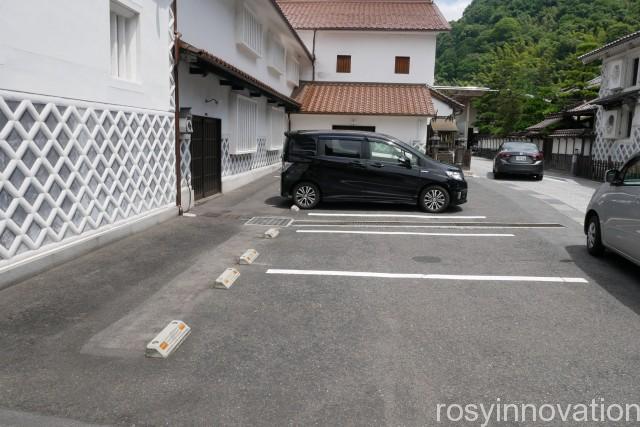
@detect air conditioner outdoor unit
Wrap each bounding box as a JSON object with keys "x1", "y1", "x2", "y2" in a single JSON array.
[
  {"x1": 608, "y1": 59, "x2": 624, "y2": 90},
  {"x1": 603, "y1": 110, "x2": 620, "y2": 139}
]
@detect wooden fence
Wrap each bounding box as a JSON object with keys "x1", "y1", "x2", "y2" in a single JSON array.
[{"x1": 575, "y1": 157, "x2": 623, "y2": 182}]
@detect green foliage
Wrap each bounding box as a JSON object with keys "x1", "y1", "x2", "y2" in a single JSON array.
[{"x1": 436, "y1": 0, "x2": 640, "y2": 136}]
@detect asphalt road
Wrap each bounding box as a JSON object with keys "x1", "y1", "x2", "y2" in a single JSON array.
[{"x1": 1, "y1": 164, "x2": 639, "y2": 426}]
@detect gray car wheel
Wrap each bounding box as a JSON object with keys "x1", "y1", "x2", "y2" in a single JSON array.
[
  {"x1": 419, "y1": 185, "x2": 450, "y2": 213},
  {"x1": 293, "y1": 182, "x2": 320, "y2": 209},
  {"x1": 586, "y1": 214, "x2": 605, "y2": 256}
]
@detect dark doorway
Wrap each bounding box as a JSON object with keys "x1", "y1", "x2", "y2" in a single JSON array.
[
  {"x1": 543, "y1": 138, "x2": 553, "y2": 169},
  {"x1": 190, "y1": 116, "x2": 222, "y2": 200},
  {"x1": 332, "y1": 125, "x2": 376, "y2": 132}
]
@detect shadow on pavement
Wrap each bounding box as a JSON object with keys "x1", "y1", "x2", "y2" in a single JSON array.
[
  {"x1": 566, "y1": 245, "x2": 640, "y2": 315},
  {"x1": 488, "y1": 171, "x2": 541, "y2": 182},
  {"x1": 264, "y1": 196, "x2": 291, "y2": 209},
  {"x1": 264, "y1": 196, "x2": 465, "y2": 214}
]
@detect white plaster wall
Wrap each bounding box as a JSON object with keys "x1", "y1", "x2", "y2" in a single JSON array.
[
  {"x1": 179, "y1": 63, "x2": 284, "y2": 141},
  {"x1": 455, "y1": 103, "x2": 478, "y2": 136},
  {"x1": 0, "y1": 0, "x2": 173, "y2": 111},
  {"x1": 178, "y1": 0, "x2": 312, "y2": 96},
  {"x1": 290, "y1": 114, "x2": 429, "y2": 146},
  {"x1": 592, "y1": 47, "x2": 640, "y2": 162},
  {"x1": 297, "y1": 30, "x2": 439, "y2": 84},
  {"x1": 600, "y1": 46, "x2": 640, "y2": 97},
  {"x1": 432, "y1": 97, "x2": 455, "y2": 117}
]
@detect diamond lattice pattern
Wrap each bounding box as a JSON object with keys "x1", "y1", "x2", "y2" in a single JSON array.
[
  {"x1": 221, "y1": 136, "x2": 281, "y2": 177},
  {"x1": 593, "y1": 106, "x2": 640, "y2": 162},
  {"x1": 0, "y1": 92, "x2": 176, "y2": 264}
]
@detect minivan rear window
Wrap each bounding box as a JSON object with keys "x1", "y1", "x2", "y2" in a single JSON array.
[
  {"x1": 290, "y1": 136, "x2": 317, "y2": 156},
  {"x1": 321, "y1": 138, "x2": 362, "y2": 159}
]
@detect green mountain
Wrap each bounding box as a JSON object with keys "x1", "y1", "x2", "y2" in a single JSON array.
[{"x1": 435, "y1": 0, "x2": 640, "y2": 135}]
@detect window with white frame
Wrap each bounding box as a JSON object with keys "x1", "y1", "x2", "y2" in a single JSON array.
[
  {"x1": 232, "y1": 95, "x2": 258, "y2": 154},
  {"x1": 110, "y1": 1, "x2": 139, "y2": 81},
  {"x1": 268, "y1": 35, "x2": 285, "y2": 74},
  {"x1": 237, "y1": 4, "x2": 262, "y2": 57},
  {"x1": 270, "y1": 107, "x2": 286, "y2": 150},
  {"x1": 286, "y1": 54, "x2": 300, "y2": 86}
]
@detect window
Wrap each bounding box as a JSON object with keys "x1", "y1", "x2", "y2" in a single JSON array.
[
  {"x1": 369, "y1": 139, "x2": 405, "y2": 163},
  {"x1": 270, "y1": 107, "x2": 286, "y2": 150},
  {"x1": 395, "y1": 56, "x2": 410, "y2": 74},
  {"x1": 369, "y1": 139, "x2": 418, "y2": 166},
  {"x1": 289, "y1": 136, "x2": 316, "y2": 156},
  {"x1": 286, "y1": 55, "x2": 300, "y2": 86},
  {"x1": 627, "y1": 105, "x2": 636, "y2": 138},
  {"x1": 232, "y1": 95, "x2": 258, "y2": 154},
  {"x1": 632, "y1": 58, "x2": 639, "y2": 87},
  {"x1": 332, "y1": 125, "x2": 376, "y2": 132},
  {"x1": 267, "y1": 35, "x2": 285, "y2": 74},
  {"x1": 623, "y1": 158, "x2": 640, "y2": 186},
  {"x1": 321, "y1": 137, "x2": 362, "y2": 158},
  {"x1": 503, "y1": 142, "x2": 539, "y2": 152},
  {"x1": 336, "y1": 55, "x2": 351, "y2": 73},
  {"x1": 237, "y1": 5, "x2": 262, "y2": 57},
  {"x1": 110, "y1": 1, "x2": 139, "y2": 81}
]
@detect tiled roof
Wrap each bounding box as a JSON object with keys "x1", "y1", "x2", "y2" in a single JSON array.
[
  {"x1": 292, "y1": 81, "x2": 438, "y2": 116},
  {"x1": 267, "y1": 0, "x2": 314, "y2": 61},
  {"x1": 549, "y1": 128, "x2": 594, "y2": 138},
  {"x1": 579, "y1": 30, "x2": 640, "y2": 63},
  {"x1": 565, "y1": 101, "x2": 598, "y2": 115},
  {"x1": 526, "y1": 116, "x2": 563, "y2": 132},
  {"x1": 276, "y1": 0, "x2": 451, "y2": 31}
]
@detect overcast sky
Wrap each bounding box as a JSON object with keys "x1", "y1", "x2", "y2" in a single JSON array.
[{"x1": 438, "y1": 0, "x2": 472, "y2": 21}]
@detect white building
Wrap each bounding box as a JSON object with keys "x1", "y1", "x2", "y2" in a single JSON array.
[
  {"x1": 277, "y1": 0, "x2": 463, "y2": 151},
  {"x1": 580, "y1": 30, "x2": 640, "y2": 163},
  {"x1": 433, "y1": 86, "x2": 494, "y2": 146},
  {"x1": 175, "y1": 0, "x2": 312, "y2": 203},
  {"x1": 0, "y1": 0, "x2": 176, "y2": 285}
]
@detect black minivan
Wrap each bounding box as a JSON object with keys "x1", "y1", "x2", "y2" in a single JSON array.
[{"x1": 281, "y1": 130, "x2": 468, "y2": 213}]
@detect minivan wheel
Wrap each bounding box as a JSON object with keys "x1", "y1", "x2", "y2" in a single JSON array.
[
  {"x1": 293, "y1": 182, "x2": 320, "y2": 209},
  {"x1": 419, "y1": 185, "x2": 450, "y2": 213},
  {"x1": 586, "y1": 214, "x2": 605, "y2": 256}
]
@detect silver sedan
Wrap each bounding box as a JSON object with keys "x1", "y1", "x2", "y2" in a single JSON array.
[{"x1": 585, "y1": 153, "x2": 640, "y2": 265}]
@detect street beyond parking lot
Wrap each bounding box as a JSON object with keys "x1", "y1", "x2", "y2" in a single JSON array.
[{"x1": 1, "y1": 160, "x2": 640, "y2": 426}]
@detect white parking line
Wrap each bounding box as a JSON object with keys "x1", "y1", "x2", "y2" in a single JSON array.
[
  {"x1": 266, "y1": 269, "x2": 588, "y2": 283},
  {"x1": 293, "y1": 224, "x2": 563, "y2": 229},
  {"x1": 307, "y1": 213, "x2": 487, "y2": 219},
  {"x1": 296, "y1": 230, "x2": 514, "y2": 237}
]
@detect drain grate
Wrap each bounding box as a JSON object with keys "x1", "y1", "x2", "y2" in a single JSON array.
[{"x1": 245, "y1": 217, "x2": 294, "y2": 227}]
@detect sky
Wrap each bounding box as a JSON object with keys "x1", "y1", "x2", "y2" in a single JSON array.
[{"x1": 437, "y1": 0, "x2": 473, "y2": 21}]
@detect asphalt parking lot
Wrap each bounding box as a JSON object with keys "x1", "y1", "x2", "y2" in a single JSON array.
[{"x1": 1, "y1": 167, "x2": 640, "y2": 426}]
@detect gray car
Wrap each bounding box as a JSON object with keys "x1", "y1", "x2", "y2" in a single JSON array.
[
  {"x1": 493, "y1": 141, "x2": 545, "y2": 180},
  {"x1": 585, "y1": 153, "x2": 640, "y2": 265}
]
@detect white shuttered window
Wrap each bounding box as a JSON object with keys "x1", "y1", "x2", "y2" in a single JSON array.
[
  {"x1": 110, "y1": 1, "x2": 138, "y2": 80},
  {"x1": 238, "y1": 5, "x2": 262, "y2": 57},
  {"x1": 233, "y1": 95, "x2": 258, "y2": 154},
  {"x1": 268, "y1": 36, "x2": 286, "y2": 74},
  {"x1": 286, "y1": 55, "x2": 299, "y2": 86}
]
